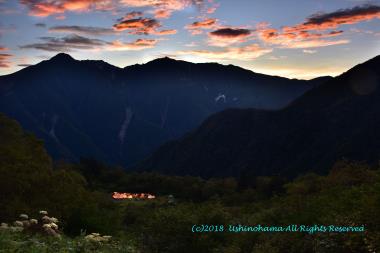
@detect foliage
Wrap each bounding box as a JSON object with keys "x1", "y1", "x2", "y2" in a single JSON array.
[
  {"x1": 1, "y1": 113, "x2": 380, "y2": 252},
  {"x1": 0, "y1": 230, "x2": 136, "y2": 253}
]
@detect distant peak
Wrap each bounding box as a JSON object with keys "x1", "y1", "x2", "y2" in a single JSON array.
[
  {"x1": 49, "y1": 53, "x2": 75, "y2": 62},
  {"x1": 147, "y1": 57, "x2": 180, "y2": 64}
]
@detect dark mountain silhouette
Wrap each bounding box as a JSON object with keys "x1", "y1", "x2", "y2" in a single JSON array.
[
  {"x1": 136, "y1": 55, "x2": 380, "y2": 178},
  {"x1": 0, "y1": 53, "x2": 326, "y2": 166}
]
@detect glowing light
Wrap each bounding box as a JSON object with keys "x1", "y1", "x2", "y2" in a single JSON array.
[{"x1": 112, "y1": 192, "x2": 156, "y2": 200}]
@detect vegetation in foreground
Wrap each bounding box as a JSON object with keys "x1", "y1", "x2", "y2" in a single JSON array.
[{"x1": 1, "y1": 113, "x2": 380, "y2": 252}]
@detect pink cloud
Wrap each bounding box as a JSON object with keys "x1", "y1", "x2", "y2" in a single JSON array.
[
  {"x1": 186, "y1": 18, "x2": 218, "y2": 35},
  {"x1": 106, "y1": 39, "x2": 158, "y2": 51},
  {"x1": 154, "y1": 9, "x2": 172, "y2": 19},
  {"x1": 284, "y1": 4, "x2": 380, "y2": 33},
  {"x1": 113, "y1": 17, "x2": 161, "y2": 34},
  {"x1": 256, "y1": 5, "x2": 380, "y2": 49},
  {"x1": 0, "y1": 53, "x2": 12, "y2": 68},
  {"x1": 177, "y1": 44, "x2": 272, "y2": 60},
  {"x1": 20, "y1": 0, "x2": 114, "y2": 17}
]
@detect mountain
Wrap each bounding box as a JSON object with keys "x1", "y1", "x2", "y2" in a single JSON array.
[
  {"x1": 136, "y1": 55, "x2": 380, "y2": 178},
  {"x1": 0, "y1": 53, "x2": 325, "y2": 166}
]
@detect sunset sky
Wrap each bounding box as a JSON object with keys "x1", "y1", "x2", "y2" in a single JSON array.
[{"x1": 1, "y1": 0, "x2": 380, "y2": 79}]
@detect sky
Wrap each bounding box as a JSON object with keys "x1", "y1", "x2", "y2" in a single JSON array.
[{"x1": 0, "y1": 0, "x2": 380, "y2": 79}]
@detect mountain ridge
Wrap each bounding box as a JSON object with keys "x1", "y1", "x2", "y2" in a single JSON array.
[
  {"x1": 136, "y1": 54, "x2": 380, "y2": 178},
  {"x1": 2, "y1": 53, "x2": 331, "y2": 82},
  {"x1": 0, "y1": 53, "x2": 320, "y2": 167}
]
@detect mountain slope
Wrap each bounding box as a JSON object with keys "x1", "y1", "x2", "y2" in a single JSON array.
[
  {"x1": 0, "y1": 53, "x2": 323, "y2": 166},
  {"x1": 137, "y1": 55, "x2": 380, "y2": 178}
]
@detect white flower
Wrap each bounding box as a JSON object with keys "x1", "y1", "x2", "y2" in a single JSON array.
[
  {"x1": 19, "y1": 214, "x2": 28, "y2": 220},
  {"x1": 30, "y1": 219, "x2": 38, "y2": 225},
  {"x1": 42, "y1": 216, "x2": 51, "y2": 223},
  {"x1": 50, "y1": 223, "x2": 58, "y2": 230},
  {"x1": 50, "y1": 217, "x2": 59, "y2": 223},
  {"x1": 102, "y1": 235, "x2": 112, "y2": 241},
  {"x1": 85, "y1": 234, "x2": 95, "y2": 239},
  {"x1": 0, "y1": 223, "x2": 8, "y2": 229},
  {"x1": 13, "y1": 221, "x2": 23, "y2": 227},
  {"x1": 39, "y1": 210, "x2": 48, "y2": 215},
  {"x1": 42, "y1": 224, "x2": 51, "y2": 229},
  {"x1": 22, "y1": 220, "x2": 30, "y2": 228},
  {"x1": 9, "y1": 227, "x2": 23, "y2": 232}
]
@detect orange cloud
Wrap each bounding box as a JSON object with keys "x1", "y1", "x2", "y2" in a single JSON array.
[
  {"x1": 153, "y1": 29, "x2": 177, "y2": 35},
  {"x1": 207, "y1": 6, "x2": 216, "y2": 14},
  {"x1": 205, "y1": 2, "x2": 219, "y2": 14},
  {"x1": 106, "y1": 39, "x2": 158, "y2": 51},
  {"x1": 154, "y1": 9, "x2": 172, "y2": 19},
  {"x1": 177, "y1": 44, "x2": 272, "y2": 61},
  {"x1": 113, "y1": 17, "x2": 161, "y2": 35},
  {"x1": 121, "y1": 0, "x2": 204, "y2": 18},
  {"x1": 0, "y1": 53, "x2": 12, "y2": 68},
  {"x1": 20, "y1": 0, "x2": 114, "y2": 17},
  {"x1": 113, "y1": 13, "x2": 177, "y2": 35},
  {"x1": 186, "y1": 18, "x2": 218, "y2": 35},
  {"x1": 284, "y1": 4, "x2": 380, "y2": 33},
  {"x1": 124, "y1": 11, "x2": 143, "y2": 19},
  {"x1": 121, "y1": 0, "x2": 198, "y2": 10},
  {"x1": 257, "y1": 5, "x2": 380, "y2": 49},
  {"x1": 186, "y1": 18, "x2": 217, "y2": 29},
  {"x1": 259, "y1": 27, "x2": 349, "y2": 48}
]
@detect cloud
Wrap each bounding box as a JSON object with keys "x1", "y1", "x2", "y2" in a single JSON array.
[
  {"x1": 121, "y1": 0, "x2": 204, "y2": 18},
  {"x1": 0, "y1": 46, "x2": 8, "y2": 51},
  {"x1": 20, "y1": 0, "x2": 115, "y2": 17},
  {"x1": 35, "y1": 23, "x2": 46, "y2": 28},
  {"x1": 20, "y1": 34, "x2": 104, "y2": 52},
  {"x1": 207, "y1": 6, "x2": 216, "y2": 14},
  {"x1": 153, "y1": 29, "x2": 177, "y2": 35},
  {"x1": 20, "y1": 34, "x2": 159, "y2": 52},
  {"x1": 113, "y1": 16, "x2": 161, "y2": 35},
  {"x1": 303, "y1": 49, "x2": 317, "y2": 54},
  {"x1": 186, "y1": 18, "x2": 217, "y2": 35},
  {"x1": 258, "y1": 23, "x2": 349, "y2": 49},
  {"x1": 284, "y1": 4, "x2": 380, "y2": 32},
  {"x1": 185, "y1": 42, "x2": 198, "y2": 47},
  {"x1": 0, "y1": 53, "x2": 12, "y2": 68},
  {"x1": 256, "y1": 5, "x2": 380, "y2": 49},
  {"x1": 113, "y1": 13, "x2": 176, "y2": 35},
  {"x1": 285, "y1": 39, "x2": 349, "y2": 48},
  {"x1": 120, "y1": 0, "x2": 202, "y2": 10},
  {"x1": 186, "y1": 18, "x2": 217, "y2": 29},
  {"x1": 267, "y1": 55, "x2": 287, "y2": 60},
  {"x1": 210, "y1": 28, "x2": 251, "y2": 38},
  {"x1": 259, "y1": 27, "x2": 348, "y2": 48},
  {"x1": 49, "y1": 25, "x2": 117, "y2": 36},
  {"x1": 153, "y1": 9, "x2": 172, "y2": 19},
  {"x1": 124, "y1": 11, "x2": 143, "y2": 19},
  {"x1": 208, "y1": 27, "x2": 252, "y2": 46},
  {"x1": 106, "y1": 39, "x2": 158, "y2": 51},
  {"x1": 177, "y1": 44, "x2": 272, "y2": 61}
]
